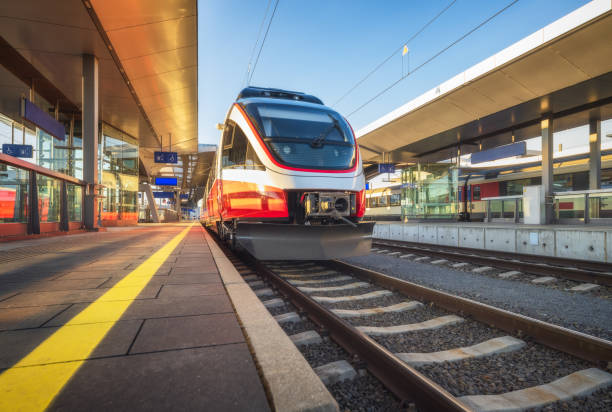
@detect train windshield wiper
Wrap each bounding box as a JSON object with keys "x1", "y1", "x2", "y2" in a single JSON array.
[{"x1": 310, "y1": 114, "x2": 342, "y2": 148}]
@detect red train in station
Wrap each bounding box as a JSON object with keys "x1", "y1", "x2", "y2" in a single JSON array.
[{"x1": 201, "y1": 87, "x2": 373, "y2": 260}]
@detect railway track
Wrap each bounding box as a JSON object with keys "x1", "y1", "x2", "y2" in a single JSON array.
[
  {"x1": 372, "y1": 239, "x2": 612, "y2": 288},
  {"x1": 210, "y1": 231, "x2": 612, "y2": 411}
]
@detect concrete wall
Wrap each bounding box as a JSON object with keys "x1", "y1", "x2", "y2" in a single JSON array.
[{"x1": 373, "y1": 222, "x2": 612, "y2": 263}]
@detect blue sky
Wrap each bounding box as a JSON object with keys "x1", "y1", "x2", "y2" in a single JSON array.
[{"x1": 197, "y1": 0, "x2": 589, "y2": 145}]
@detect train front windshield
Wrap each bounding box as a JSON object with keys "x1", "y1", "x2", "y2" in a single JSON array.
[{"x1": 243, "y1": 102, "x2": 356, "y2": 170}]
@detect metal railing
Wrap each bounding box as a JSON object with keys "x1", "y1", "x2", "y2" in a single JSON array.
[
  {"x1": 482, "y1": 195, "x2": 523, "y2": 223},
  {"x1": 0, "y1": 153, "x2": 87, "y2": 235},
  {"x1": 554, "y1": 188, "x2": 612, "y2": 224}
]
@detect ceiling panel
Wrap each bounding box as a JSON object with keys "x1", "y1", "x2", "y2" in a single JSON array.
[{"x1": 91, "y1": 0, "x2": 198, "y2": 154}]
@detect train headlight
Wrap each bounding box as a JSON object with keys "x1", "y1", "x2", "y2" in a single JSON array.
[{"x1": 282, "y1": 145, "x2": 292, "y2": 155}]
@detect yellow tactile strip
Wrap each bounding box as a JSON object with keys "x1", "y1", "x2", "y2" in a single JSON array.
[{"x1": 0, "y1": 224, "x2": 193, "y2": 411}]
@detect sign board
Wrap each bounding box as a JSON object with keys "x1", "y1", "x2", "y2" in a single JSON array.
[
  {"x1": 2, "y1": 144, "x2": 33, "y2": 158},
  {"x1": 365, "y1": 183, "x2": 370, "y2": 190},
  {"x1": 471, "y1": 141, "x2": 526, "y2": 164},
  {"x1": 154, "y1": 176, "x2": 178, "y2": 186},
  {"x1": 153, "y1": 191, "x2": 174, "y2": 199},
  {"x1": 180, "y1": 194, "x2": 189, "y2": 199},
  {"x1": 21, "y1": 98, "x2": 65, "y2": 140},
  {"x1": 154, "y1": 151, "x2": 178, "y2": 164},
  {"x1": 378, "y1": 163, "x2": 395, "y2": 174}
]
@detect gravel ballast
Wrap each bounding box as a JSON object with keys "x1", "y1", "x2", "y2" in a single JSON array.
[
  {"x1": 417, "y1": 341, "x2": 594, "y2": 397},
  {"x1": 343, "y1": 254, "x2": 612, "y2": 340},
  {"x1": 347, "y1": 303, "x2": 449, "y2": 327},
  {"x1": 371, "y1": 319, "x2": 504, "y2": 353},
  {"x1": 298, "y1": 340, "x2": 349, "y2": 368},
  {"x1": 328, "y1": 374, "x2": 403, "y2": 411}
]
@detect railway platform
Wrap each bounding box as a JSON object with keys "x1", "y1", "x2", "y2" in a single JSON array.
[{"x1": 0, "y1": 223, "x2": 335, "y2": 412}]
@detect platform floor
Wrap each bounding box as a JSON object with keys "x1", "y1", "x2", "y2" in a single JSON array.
[{"x1": 0, "y1": 223, "x2": 270, "y2": 411}]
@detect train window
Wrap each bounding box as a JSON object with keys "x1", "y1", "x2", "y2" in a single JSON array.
[
  {"x1": 390, "y1": 193, "x2": 401, "y2": 206},
  {"x1": 473, "y1": 186, "x2": 481, "y2": 200},
  {"x1": 222, "y1": 121, "x2": 265, "y2": 170},
  {"x1": 242, "y1": 102, "x2": 356, "y2": 170}
]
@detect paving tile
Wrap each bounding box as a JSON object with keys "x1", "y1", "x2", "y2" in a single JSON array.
[
  {"x1": 0, "y1": 284, "x2": 161, "y2": 308},
  {"x1": 130, "y1": 314, "x2": 244, "y2": 354},
  {"x1": 0, "y1": 305, "x2": 70, "y2": 331},
  {"x1": 157, "y1": 284, "x2": 226, "y2": 298},
  {"x1": 0, "y1": 278, "x2": 109, "y2": 294},
  {"x1": 55, "y1": 270, "x2": 133, "y2": 280},
  {"x1": 164, "y1": 273, "x2": 221, "y2": 285},
  {"x1": 169, "y1": 266, "x2": 219, "y2": 275},
  {"x1": 49, "y1": 344, "x2": 270, "y2": 411},
  {"x1": 0, "y1": 320, "x2": 142, "y2": 368},
  {"x1": 47, "y1": 295, "x2": 234, "y2": 326}
]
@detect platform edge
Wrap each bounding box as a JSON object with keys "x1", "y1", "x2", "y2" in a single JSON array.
[{"x1": 204, "y1": 231, "x2": 339, "y2": 412}]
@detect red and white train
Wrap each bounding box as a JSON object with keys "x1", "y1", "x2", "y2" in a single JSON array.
[{"x1": 201, "y1": 87, "x2": 373, "y2": 260}]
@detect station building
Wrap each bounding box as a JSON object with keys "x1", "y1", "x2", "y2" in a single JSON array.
[
  {"x1": 0, "y1": 0, "x2": 203, "y2": 238},
  {"x1": 359, "y1": 0, "x2": 612, "y2": 227}
]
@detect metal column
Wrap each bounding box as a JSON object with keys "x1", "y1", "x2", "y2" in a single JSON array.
[
  {"x1": 60, "y1": 181, "x2": 69, "y2": 232},
  {"x1": 589, "y1": 118, "x2": 601, "y2": 190},
  {"x1": 541, "y1": 116, "x2": 554, "y2": 224},
  {"x1": 82, "y1": 54, "x2": 99, "y2": 230},
  {"x1": 27, "y1": 171, "x2": 40, "y2": 234},
  {"x1": 175, "y1": 190, "x2": 181, "y2": 221}
]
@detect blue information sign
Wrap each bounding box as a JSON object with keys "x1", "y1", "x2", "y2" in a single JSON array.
[
  {"x1": 180, "y1": 194, "x2": 189, "y2": 199},
  {"x1": 365, "y1": 183, "x2": 370, "y2": 190},
  {"x1": 2, "y1": 144, "x2": 33, "y2": 158},
  {"x1": 155, "y1": 176, "x2": 178, "y2": 186},
  {"x1": 21, "y1": 98, "x2": 65, "y2": 140},
  {"x1": 153, "y1": 191, "x2": 175, "y2": 199},
  {"x1": 154, "y1": 151, "x2": 178, "y2": 164},
  {"x1": 471, "y1": 141, "x2": 526, "y2": 164},
  {"x1": 378, "y1": 163, "x2": 395, "y2": 174}
]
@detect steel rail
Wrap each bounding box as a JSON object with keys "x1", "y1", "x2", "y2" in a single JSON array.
[
  {"x1": 247, "y1": 256, "x2": 469, "y2": 412},
  {"x1": 330, "y1": 260, "x2": 612, "y2": 366},
  {"x1": 373, "y1": 239, "x2": 612, "y2": 287},
  {"x1": 374, "y1": 239, "x2": 612, "y2": 273}
]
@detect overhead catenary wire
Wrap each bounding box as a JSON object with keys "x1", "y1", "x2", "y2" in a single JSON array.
[
  {"x1": 332, "y1": 0, "x2": 457, "y2": 108},
  {"x1": 244, "y1": 0, "x2": 273, "y2": 87},
  {"x1": 248, "y1": 0, "x2": 280, "y2": 85},
  {"x1": 346, "y1": 0, "x2": 520, "y2": 118}
]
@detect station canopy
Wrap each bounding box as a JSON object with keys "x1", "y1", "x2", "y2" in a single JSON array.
[
  {"x1": 0, "y1": 0, "x2": 202, "y2": 188},
  {"x1": 356, "y1": 0, "x2": 612, "y2": 168}
]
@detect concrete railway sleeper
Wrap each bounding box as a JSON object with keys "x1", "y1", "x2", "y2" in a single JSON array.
[{"x1": 372, "y1": 240, "x2": 612, "y2": 287}]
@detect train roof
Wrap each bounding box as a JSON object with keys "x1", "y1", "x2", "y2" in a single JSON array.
[{"x1": 237, "y1": 87, "x2": 323, "y2": 105}]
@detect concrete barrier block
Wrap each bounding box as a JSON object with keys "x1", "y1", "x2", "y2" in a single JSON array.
[
  {"x1": 418, "y1": 224, "x2": 437, "y2": 244},
  {"x1": 606, "y1": 231, "x2": 611, "y2": 263},
  {"x1": 458, "y1": 227, "x2": 484, "y2": 249},
  {"x1": 516, "y1": 229, "x2": 555, "y2": 257},
  {"x1": 437, "y1": 226, "x2": 459, "y2": 247},
  {"x1": 373, "y1": 223, "x2": 390, "y2": 239},
  {"x1": 484, "y1": 228, "x2": 516, "y2": 253},
  {"x1": 389, "y1": 223, "x2": 403, "y2": 240},
  {"x1": 555, "y1": 230, "x2": 606, "y2": 262},
  {"x1": 403, "y1": 224, "x2": 419, "y2": 242}
]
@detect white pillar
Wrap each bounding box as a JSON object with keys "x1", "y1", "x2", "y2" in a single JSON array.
[
  {"x1": 82, "y1": 54, "x2": 99, "y2": 230},
  {"x1": 589, "y1": 118, "x2": 601, "y2": 190},
  {"x1": 541, "y1": 116, "x2": 554, "y2": 224}
]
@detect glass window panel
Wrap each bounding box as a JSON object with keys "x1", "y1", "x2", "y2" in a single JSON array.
[
  {"x1": 0, "y1": 165, "x2": 28, "y2": 223},
  {"x1": 67, "y1": 184, "x2": 82, "y2": 221},
  {"x1": 555, "y1": 195, "x2": 585, "y2": 219},
  {"x1": 0, "y1": 114, "x2": 12, "y2": 146},
  {"x1": 37, "y1": 174, "x2": 60, "y2": 223}
]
